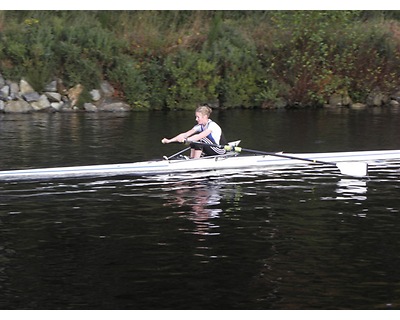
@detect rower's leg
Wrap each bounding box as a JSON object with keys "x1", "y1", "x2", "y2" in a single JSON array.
[{"x1": 190, "y1": 149, "x2": 202, "y2": 159}]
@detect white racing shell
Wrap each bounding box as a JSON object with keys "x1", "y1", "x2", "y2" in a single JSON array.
[{"x1": 0, "y1": 149, "x2": 399, "y2": 181}]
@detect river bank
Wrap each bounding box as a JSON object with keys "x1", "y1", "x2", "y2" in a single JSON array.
[
  {"x1": 2, "y1": 12, "x2": 400, "y2": 111},
  {"x1": 0, "y1": 75, "x2": 131, "y2": 113},
  {"x1": 1, "y1": 75, "x2": 400, "y2": 114}
]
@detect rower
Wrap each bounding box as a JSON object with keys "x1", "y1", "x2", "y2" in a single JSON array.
[{"x1": 161, "y1": 104, "x2": 227, "y2": 159}]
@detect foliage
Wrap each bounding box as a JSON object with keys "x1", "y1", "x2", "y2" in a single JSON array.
[
  {"x1": 265, "y1": 11, "x2": 400, "y2": 107},
  {"x1": 0, "y1": 10, "x2": 400, "y2": 109},
  {"x1": 204, "y1": 19, "x2": 265, "y2": 108},
  {"x1": 107, "y1": 55, "x2": 150, "y2": 109},
  {"x1": 162, "y1": 50, "x2": 219, "y2": 109}
]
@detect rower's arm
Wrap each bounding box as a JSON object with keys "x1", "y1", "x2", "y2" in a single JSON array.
[
  {"x1": 186, "y1": 128, "x2": 211, "y2": 142},
  {"x1": 162, "y1": 128, "x2": 197, "y2": 144}
]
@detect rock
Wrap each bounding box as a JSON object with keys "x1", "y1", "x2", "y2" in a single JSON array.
[
  {"x1": 328, "y1": 92, "x2": 352, "y2": 107},
  {"x1": 20, "y1": 79, "x2": 35, "y2": 95},
  {"x1": 366, "y1": 90, "x2": 388, "y2": 106},
  {"x1": 9, "y1": 82, "x2": 19, "y2": 100},
  {"x1": 84, "y1": 103, "x2": 97, "y2": 112},
  {"x1": 0, "y1": 100, "x2": 4, "y2": 111},
  {"x1": 31, "y1": 95, "x2": 51, "y2": 111},
  {"x1": 98, "y1": 101, "x2": 131, "y2": 112},
  {"x1": 68, "y1": 84, "x2": 83, "y2": 107},
  {"x1": 44, "y1": 80, "x2": 57, "y2": 92},
  {"x1": 23, "y1": 91, "x2": 40, "y2": 102},
  {"x1": 90, "y1": 89, "x2": 101, "y2": 101},
  {"x1": 58, "y1": 100, "x2": 76, "y2": 112},
  {"x1": 342, "y1": 94, "x2": 352, "y2": 106},
  {"x1": 350, "y1": 102, "x2": 367, "y2": 110},
  {"x1": 0, "y1": 85, "x2": 9, "y2": 100},
  {"x1": 56, "y1": 78, "x2": 67, "y2": 95},
  {"x1": 50, "y1": 102, "x2": 64, "y2": 111},
  {"x1": 328, "y1": 93, "x2": 343, "y2": 106},
  {"x1": 390, "y1": 90, "x2": 400, "y2": 102},
  {"x1": 4, "y1": 100, "x2": 33, "y2": 113},
  {"x1": 390, "y1": 99, "x2": 400, "y2": 107},
  {"x1": 45, "y1": 92, "x2": 62, "y2": 102},
  {"x1": 0, "y1": 74, "x2": 5, "y2": 88},
  {"x1": 100, "y1": 81, "x2": 115, "y2": 97}
]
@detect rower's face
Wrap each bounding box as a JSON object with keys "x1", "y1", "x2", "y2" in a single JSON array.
[{"x1": 195, "y1": 112, "x2": 208, "y2": 125}]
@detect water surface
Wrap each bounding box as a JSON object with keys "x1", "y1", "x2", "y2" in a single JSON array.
[{"x1": 0, "y1": 109, "x2": 399, "y2": 309}]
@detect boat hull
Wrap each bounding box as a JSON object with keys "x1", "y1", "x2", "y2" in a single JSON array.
[{"x1": 0, "y1": 149, "x2": 400, "y2": 181}]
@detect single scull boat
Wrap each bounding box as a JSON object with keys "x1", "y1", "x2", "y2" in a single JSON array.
[{"x1": 0, "y1": 144, "x2": 399, "y2": 181}]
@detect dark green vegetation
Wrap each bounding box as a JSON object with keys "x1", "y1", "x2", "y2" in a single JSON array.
[{"x1": 1, "y1": 11, "x2": 400, "y2": 110}]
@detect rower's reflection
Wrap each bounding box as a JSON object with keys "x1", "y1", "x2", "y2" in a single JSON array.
[{"x1": 164, "y1": 183, "x2": 222, "y2": 236}]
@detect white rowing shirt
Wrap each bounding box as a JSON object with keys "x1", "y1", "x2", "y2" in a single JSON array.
[{"x1": 192, "y1": 120, "x2": 222, "y2": 144}]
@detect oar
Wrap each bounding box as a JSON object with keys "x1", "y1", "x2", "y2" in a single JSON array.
[
  {"x1": 163, "y1": 146, "x2": 191, "y2": 160},
  {"x1": 188, "y1": 141, "x2": 368, "y2": 177}
]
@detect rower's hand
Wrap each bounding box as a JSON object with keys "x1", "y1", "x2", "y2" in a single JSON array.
[{"x1": 161, "y1": 138, "x2": 170, "y2": 144}]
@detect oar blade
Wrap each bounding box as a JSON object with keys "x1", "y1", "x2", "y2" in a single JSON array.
[{"x1": 336, "y1": 162, "x2": 368, "y2": 177}]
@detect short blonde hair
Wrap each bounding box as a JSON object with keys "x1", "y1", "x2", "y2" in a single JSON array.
[{"x1": 196, "y1": 104, "x2": 212, "y2": 117}]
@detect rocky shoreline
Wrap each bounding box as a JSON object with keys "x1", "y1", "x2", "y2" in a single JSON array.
[
  {"x1": 261, "y1": 88, "x2": 400, "y2": 109},
  {"x1": 1, "y1": 74, "x2": 400, "y2": 113},
  {"x1": 0, "y1": 75, "x2": 131, "y2": 113},
  {"x1": 324, "y1": 89, "x2": 400, "y2": 109}
]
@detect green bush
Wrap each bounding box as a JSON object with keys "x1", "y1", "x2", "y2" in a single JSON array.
[
  {"x1": 1, "y1": 10, "x2": 400, "y2": 109},
  {"x1": 203, "y1": 21, "x2": 265, "y2": 108},
  {"x1": 263, "y1": 11, "x2": 400, "y2": 106},
  {"x1": 108, "y1": 55, "x2": 150, "y2": 109},
  {"x1": 163, "y1": 50, "x2": 219, "y2": 109}
]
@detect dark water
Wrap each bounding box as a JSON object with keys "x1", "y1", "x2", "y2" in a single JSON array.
[{"x1": 0, "y1": 108, "x2": 400, "y2": 310}]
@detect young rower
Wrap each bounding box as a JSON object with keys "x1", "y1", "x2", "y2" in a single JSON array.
[{"x1": 161, "y1": 104, "x2": 227, "y2": 159}]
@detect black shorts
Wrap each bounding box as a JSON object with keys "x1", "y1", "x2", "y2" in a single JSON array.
[{"x1": 190, "y1": 137, "x2": 226, "y2": 156}]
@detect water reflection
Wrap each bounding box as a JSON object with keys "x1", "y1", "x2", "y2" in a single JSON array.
[
  {"x1": 320, "y1": 178, "x2": 368, "y2": 202},
  {"x1": 161, "y1": 181, "x2": 226, "y2": 264},
  {"x1": 162, "y1": 182, "x2": 222, "y2": 237},
  {"x1": 335, "y1": 178, "x2": 368, "y2": 201}
]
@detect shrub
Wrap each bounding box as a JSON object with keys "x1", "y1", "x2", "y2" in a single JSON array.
[
  {"x1": 204, "y1": 20, "x2": 264, "y2": 108},
  {"x1": 1, "y1": 11, "x2": 400, "y2": 109},
  {"x1": 108, "y1": 55, "x2": 149, "y2": 109},
  {"x1": 163, "y1": 50, "x2": 220, "y2": 109}
]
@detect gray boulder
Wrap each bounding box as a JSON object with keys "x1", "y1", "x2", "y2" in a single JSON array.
[
  {"x1": 4, "y1": 100, "x2": 33, "y2": 113},
  {"x1": 0, "y1": 85, "x2": 9, "y2": 100},
  {"x1": 45, "y1": 92, "x2": 62, "y2": 102},
  {"x1": 9, "y1": 82, "x2": 20, "y2": 100},
  {"x1": 100, "y1": 81, "x2": 115, "y2": 97},
  {"x1": 23, "y1": 91, "x2": 41, "y2": 102},
  {"x1": 44, "y1": 80, "x2": 57, "y2": 92},
  {"x1": 20, "y1": 79, "x2": 35, "y2": 95},
  {"x1": 84, "y1": 103, "x2": 98, "y2": 112},
  {"x1": 98, "y1": 101, "x2": 131, "y2": 112},
  {"x1": 31, "y1": 95, "x2": 51, "y2": 111}
]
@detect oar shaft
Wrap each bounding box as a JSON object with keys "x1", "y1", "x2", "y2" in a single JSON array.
[
  {"x1": 188, "y1": 141, "x2": 335, "y2": 165},
  {"x1": 186, "y1": 141, "x2": 368, "y2": 177},
  {"x1": 237, "y1": 147, "x2": 335, "y2": 166},
  {"x1": 166, "y1": 146, "x2": 191, "y2": 160}
]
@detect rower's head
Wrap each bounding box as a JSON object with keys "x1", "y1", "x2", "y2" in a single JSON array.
[
  {"x1": 195, "y1": 104, "x2": 212, "y2": 125},
  {"x1": 196, "y1": 104, "x2": 212, "y2": 117}
]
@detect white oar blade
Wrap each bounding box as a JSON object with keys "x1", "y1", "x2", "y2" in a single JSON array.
[{"x1": 336, "y1": 162, "x2": 368, "y2": 177}]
